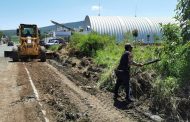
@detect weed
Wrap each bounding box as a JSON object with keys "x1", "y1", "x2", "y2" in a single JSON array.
[{"x1": 48, "y1": 44, "x2": 61, "y2": 51}]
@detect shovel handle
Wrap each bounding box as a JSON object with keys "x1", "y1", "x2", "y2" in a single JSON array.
[{"x1": 143, "y1": 59, "x2": 161, "y2": 65}]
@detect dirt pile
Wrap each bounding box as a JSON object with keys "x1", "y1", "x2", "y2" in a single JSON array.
[
  {"x1": 52, "y1": 49, "x2": 104, "y2": 95},
  {"x1": 47, "y1": 48, "x2": 159, "y2": 121},
  {"x1": 130, "y1": 70, "x2": 155, "y2": 98},
  {"x1": 47, "y1": 45, "x2": 190, "y2": 121},
  {"x1": 55, "y1": 48, "x2": 154, "y2": 97},
  {"x1": 177, "y1": 98, "x2": 190, "y2": 120}
]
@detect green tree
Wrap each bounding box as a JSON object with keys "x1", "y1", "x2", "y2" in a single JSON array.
[
  {"x1": 132, "y1": 29, "x2": 138, "y2": 42},
  {"x1": 147, "y1": 34, "x2": 150, "y2": 43},
  {"x1": 176, "y1": 0, "x2": 190, "y2": 43}
]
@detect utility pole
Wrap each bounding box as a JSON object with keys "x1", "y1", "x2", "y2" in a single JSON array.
[
  {"x1": 98, "y1": 0, "x2": 101, "y2": 16},
  {"x1": 135, "y1": 0, "x2": 140, "y2": 17},
  {"x1": 135, "y1": 4, "x2": 137, "y2": 17}
]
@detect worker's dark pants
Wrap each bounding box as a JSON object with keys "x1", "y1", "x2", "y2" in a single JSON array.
[{"x1": 114, "y1": 71, "x2": 130, "y2": 99}]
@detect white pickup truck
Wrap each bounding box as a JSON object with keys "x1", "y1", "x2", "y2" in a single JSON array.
[{"x1": 45, "y1": 38, "x2": 65, "y2": 48}]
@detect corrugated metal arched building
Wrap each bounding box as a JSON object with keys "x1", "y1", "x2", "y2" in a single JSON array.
[{"x1": 84, "y1": 16, "x2": 176, "y2": 43}]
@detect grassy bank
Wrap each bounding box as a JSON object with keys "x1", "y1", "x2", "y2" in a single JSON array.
[
  {"x1": 67, "y1": 31, "x2": 190, "y2": 120},
  {"x1": 68, "y1": 32, "x2": 157, "y2": 90}
]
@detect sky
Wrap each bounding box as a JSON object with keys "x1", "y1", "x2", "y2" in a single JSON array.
[{"x1": 0, "y1": 0, "x2": 177, "y2": 30}]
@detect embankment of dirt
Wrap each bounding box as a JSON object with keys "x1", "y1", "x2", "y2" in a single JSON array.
[
  {"x1": 48, "y1": 46, "x2": 189, "y2": 121},
  {"x1": 47, "y1": 49, "x2": 161, "y2": 121},
  {"x1": 48, "y1": 45, "x2": 190, "y2": 121}
]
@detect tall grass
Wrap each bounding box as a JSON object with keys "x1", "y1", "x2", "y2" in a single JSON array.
[
  {"x1": 94, "y1": 44, "x2": 123, "y2": 68},
  {"x1": 95, "y1": 43, "x2": 123, "y2": 90},
  {"x1": 94, "y1": 41, "x2": 159, "y2": 90}
]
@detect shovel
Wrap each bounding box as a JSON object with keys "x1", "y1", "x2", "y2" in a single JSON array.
[{"x1": 143, "y1": 59, "x2": 161, "y2": 66}]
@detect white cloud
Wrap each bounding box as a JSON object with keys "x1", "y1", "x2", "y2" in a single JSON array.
[{"x1": 91, "y1": 5, "x2": 102, "y2": 11}]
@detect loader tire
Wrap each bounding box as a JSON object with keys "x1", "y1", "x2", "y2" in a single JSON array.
[
  {"x1": 40, "y1": 50, "x2": 46, "y2": 62},
  {"x1": 12, "y1": 51, "x2": 19, "y2": 62}
]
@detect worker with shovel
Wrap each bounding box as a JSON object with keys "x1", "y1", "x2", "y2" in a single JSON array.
[{"x1": 114, "y1": 43, "x2": 143, "y2": 102}]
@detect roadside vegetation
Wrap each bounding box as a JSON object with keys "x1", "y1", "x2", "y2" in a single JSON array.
[
  {"x1": 50, "y1": 0, "x2": 190, "y2": 121},
  {"x1": 65, "y1": 24, "x2": 189, "y2": 120},
  {"x1": 48, "y1": 44, "x2": 62, "y2": 52},
  {"x1": 68, "y1": 32, "x2": 157, "y2": 89},
  {"x1": 65, "y1": 12, "x2": 190, "y2": 122}
]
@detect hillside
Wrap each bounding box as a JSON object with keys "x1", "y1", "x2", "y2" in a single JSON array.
[{"x1": 1, "y1": 21, "x2": 84, "y2": 36}]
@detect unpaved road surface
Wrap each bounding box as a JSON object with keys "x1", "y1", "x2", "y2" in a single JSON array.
[
  {"x1": 0, "y1": 44, "x2": 13, "y2": 57},
  {"x1": 0, "y1": 57, "x2": 136, "y2": 122},
  {"x1": 0, "y1": 44, "x2": 45, "y2": 122},
  {"x1": 0, "y1": 58, "x2": 45, "y2": 122},
  {"x1": 26, "y1": 61, "x2": 137, "y2": 122},
  {"x1": 0, "y1": 44, "x2": 136, "y2": 121}
]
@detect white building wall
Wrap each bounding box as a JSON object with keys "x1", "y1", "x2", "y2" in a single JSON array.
[{"x1": 84, "y1": 16, "x2": 177, "y2": 43}]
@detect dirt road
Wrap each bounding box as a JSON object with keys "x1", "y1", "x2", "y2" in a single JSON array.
[
  {"x1": 0, "y1": 57, "x2": 137, "y2": 122},
  {"x1": 0, "y1": 44, "x2": 13, "y2": 57},
  {"x1": 0, "y1": 38, "x2": 145, "y2": 122},
  {"x1": 26, "y1": 61, "x2": 136, "y2": 122},
  {"x1": 0, "y1": 58, "x2": 47, "y2": 122}
]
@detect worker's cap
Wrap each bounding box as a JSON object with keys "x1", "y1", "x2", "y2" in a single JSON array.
[{"x1": 125, "y1": 43, "x2": 133, "y2": 50}]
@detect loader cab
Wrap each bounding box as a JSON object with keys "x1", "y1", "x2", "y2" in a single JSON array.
[
  {"x1": 20, "y1": 24, "x2": 38, "y2": 38},
  {"x1": 17, "y1": 24, "x2": 41, "y2": 38}
]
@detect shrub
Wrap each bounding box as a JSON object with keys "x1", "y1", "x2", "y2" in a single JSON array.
[
  {"x1": 180, "y1": 42, "x2": 190, "y2": 84},
  {"x1": 150, "y1": 23, "x2": 190, "y2": 120},
  {"x1": 48, "y1": 44, "x2": 61, "y2": 51},
  {"x1": 153, "y1": 23, "x2": 190, "y2": 87},
  {"x1": 154, "y1": 76, "x2": 179, "y2": 97},
  {"x1": 154, "y1": 24, "x2": 184, "y2": 77},
  {"x1": 69, "y1": 32, "x2": 114, "y2": 57}
]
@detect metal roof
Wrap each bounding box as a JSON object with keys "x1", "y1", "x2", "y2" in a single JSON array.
[{"x1": 84, "y1": 16, "x2": 177, "y2": 43}]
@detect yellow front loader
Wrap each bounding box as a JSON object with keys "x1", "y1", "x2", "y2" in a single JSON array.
[{"x1": 11, "y1": 24, "x2": 46, "y2": 62}]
